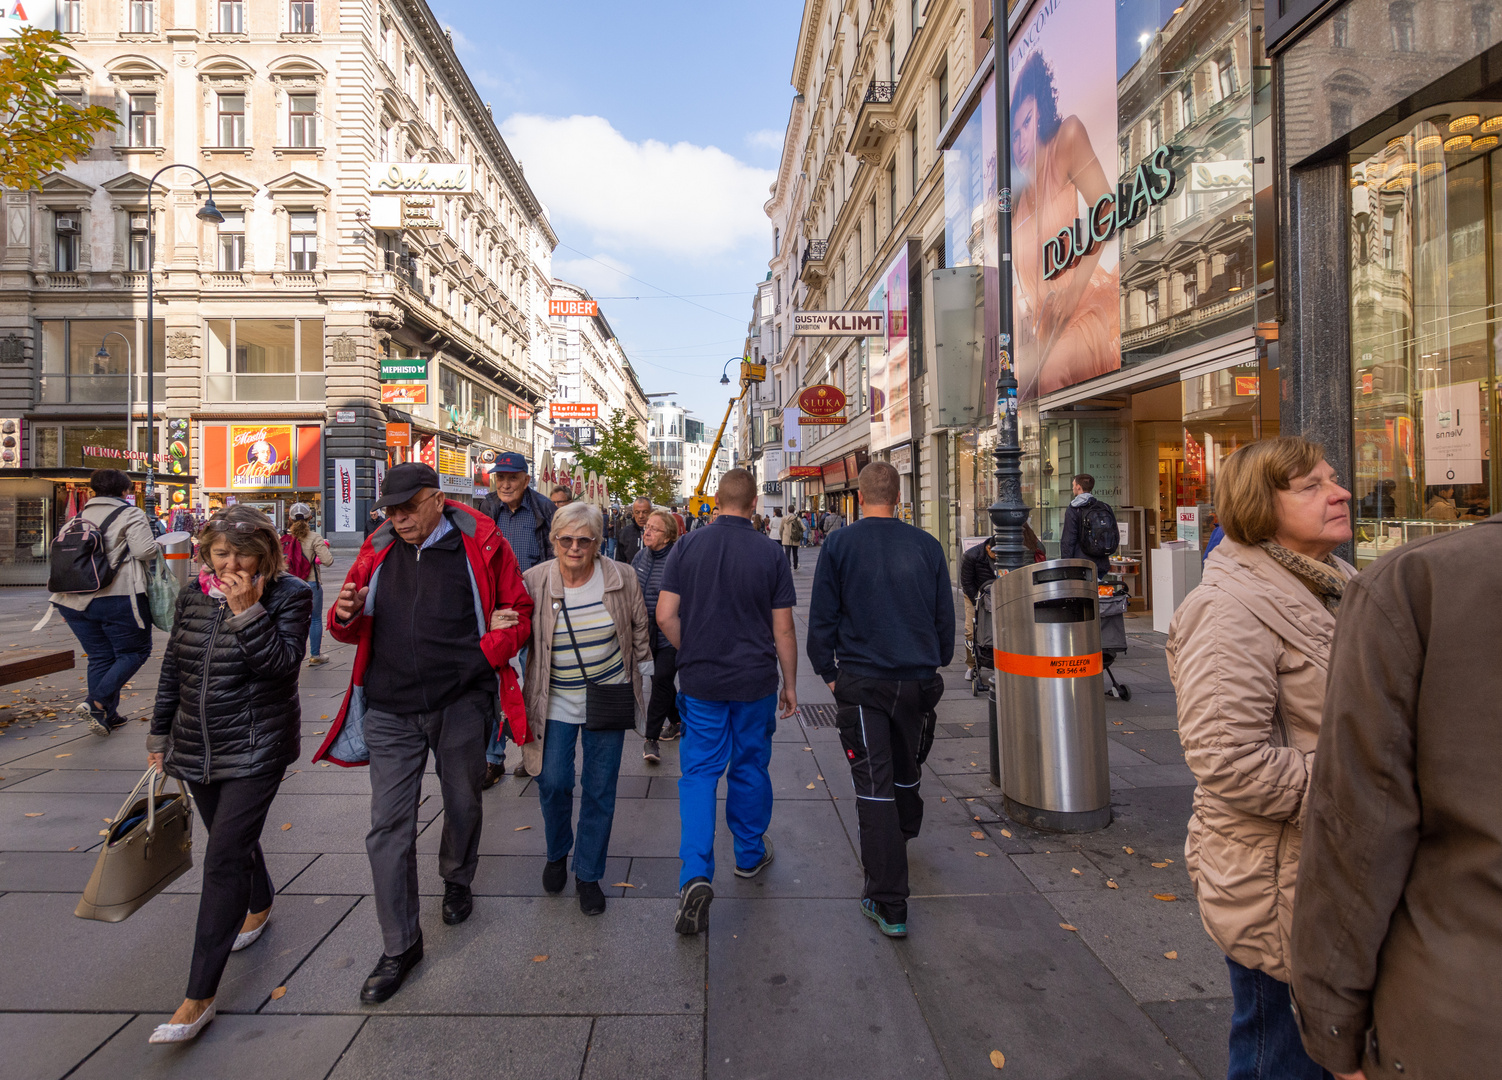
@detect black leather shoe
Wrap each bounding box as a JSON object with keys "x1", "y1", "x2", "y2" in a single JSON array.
[
  {"x1": 442, "y1": 882, "x2": 472, "y2": 925},
  {"x1": 481, "y1": 763, "x2": 504, "y2": 790},
  {"x1": 578, "y1": 878, "x2": 606, "y2": 916},
  {"x1": 360, "y1": 934, "x2": 423, "y2": 1003},
  {"x1": 542, "y1": 858, "x2": 567, "y2": 894}
]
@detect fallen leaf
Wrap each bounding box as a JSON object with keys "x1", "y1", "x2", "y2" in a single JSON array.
[
  {"x1": 532, "y1": 954, "x2": 548, "y2": 962},
  {"x1": 313, "y1": 731, "x2": 325, "y2": 736},
  {"x1": 1000, "y1": 828, "x2": 1013, "y2": 838},
  {"x1": 1059, "y1": 923, "x2": 1077, "y2": 932},
  {"x1": 1152, "y1": 861, "x2": 1169, "y2": 868},
  {"x1": 974, "y1": 851, "x2": 990, "y2": 858},
  {"x1": 1153, "y1": 894, "x2": 1178, "y2": 902},
  {"x1": 1070, "y1": 867, "x2": 1082, "y2": 876},
  {"x1": 816, "y1": 775, "x2": 824, "y2": 781},
  {"x1": 23, "y1": 812, "x2": 42, "y2": 817},
  {"x1": 802, "y1": 746, "x2": 812, "y2": 751},
  {"x1": 1123, "y1": 846, "x2": 1135, "y2": 854},
  {"x1": 99, "y1": 829, "x2": 108, "y2": 835},
  {"x1": 514, "y1": 825, "x2": 531, "y2": 831},
  {"x1": 270, "y1": 985, "x2": 287, "y2": 1000},
  {"x1": 68, "y1": 845, "x2": 77, "y2": 851},
  {"x1": 966, "y1": 797, "x2": 975, "y2": 802},
  {"x1": 320, "y1": 716, "x2": 329, "y2": 721},
  {"x1": 281, "y1": 823, "x2": 292, "y2": 831},
  {"x1": 806, "y1": 782, "x2": 816, "y2": 789},
  {"x1": 990, "y1": 1049, "x2": 1006, "y2": 1069},
  {"x1": 969, "y1": 761, "x2": 978, "y2": 766},
  {"x1": 319, "y1": 762, "x2": 330, "y2": 767},
  {"x1": 612, "y1": 882, "x2": 636, "y2": 888},
  {"x1": 1113, "y1": 720, "x2": 1123, "y2": 725},
  {"x1": 55, "y1": 753, "x2": 70, "y2": 758},
  {"x1": 1106, "y1": 880, "x2": 1119, "y2": 889},
  {"x1": 971, "y1": 830, "x2": 985, "y2": 839},
  {"x1": 939, "y1": 796, "x2": 948, "y2": 803},
  {"x1": 1163, "y1": 950, "x2": 1179, "y2": 960}
]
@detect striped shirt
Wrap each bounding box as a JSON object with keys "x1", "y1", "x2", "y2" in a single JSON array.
[{"x1": 548, "y1": 565, "x2": 625, "y2": 724}]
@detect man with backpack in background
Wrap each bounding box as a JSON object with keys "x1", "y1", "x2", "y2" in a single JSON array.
[
  {"x1": 1060, "y1": 473, "x2": 1118, "y2": 579},
  {"x1": 47, "y1": 469, "x2": 159, "y2": 736},
  {"x1": 777, "y1": 506, "x2": 803, "y2": 569},
  {"x1": 283, "y1": 503, "x2": 334, "y2": 666}
]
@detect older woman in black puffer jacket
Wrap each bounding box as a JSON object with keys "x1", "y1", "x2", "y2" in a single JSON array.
[{"x1": 144, "y1": 505, "x2": 311, "y2": 1045}]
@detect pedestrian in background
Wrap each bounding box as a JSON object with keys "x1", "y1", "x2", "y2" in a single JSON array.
[
  {"x1": 1060, "y1": 473, "x2": 1116, "y2": 579},
  {"x1": 614, "y1": 497, "x2": 650, "y2": 565},
  {"x1": 1291, "y1": 514, "x2": 1502, "y2": 1080},
  {"x1": 145, "y1": 506, "x2": 312, "y2": 1044},
  {"x1": 478, "y1": 452, "x2": 555, "y2": 784},
  {"x1": 656, "y1": 469, "x2": 797, "y2": 935},
  {"x1": 50, "y1": 469, "x2": 159, "y2": 737},
  {"x1": 283, "y1": 502, "x2": 333, "y2": 666},
  {"x1": 633, "y1": 508, "x2": 682, "y2": 763},
  {"x1": 551, "y1": 485, "x2": 574, "y2": 509},
  {"x1": 1167, "y1": 437, "x2": 1353, "y2": 1080},
  {"x1": 807, "y1": 462, "x2": 952, "y2": 938},
  {"x1": 521, "y1": 502, "x2": 650, "y2": 915},
  {"x1": 319, "y1": 463, "x2": 532, "y2": 1004},
  {"x1": 778, "y1": 506, "x2": 803, "y2": 569}
]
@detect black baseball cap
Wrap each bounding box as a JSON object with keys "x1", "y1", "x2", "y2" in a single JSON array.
[{"x1": 375, "y1": 462, "x2": 442, "y2": 509}]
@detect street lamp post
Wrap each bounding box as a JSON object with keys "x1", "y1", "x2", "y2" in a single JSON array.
[
  {"x1": 144, "y1": 164, "x2": 225, "y2": 517},
  {"x1": 94, "y1": 331, "x2": 133, "y2": 459}
]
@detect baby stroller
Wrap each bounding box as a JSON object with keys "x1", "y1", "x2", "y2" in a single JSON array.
[
  {"x1": 970, "y1": 579, "x2": 996, "y2": 696},
  {"x1": 1099, "y1": 583, "x2": 1130, "y2": 700}
]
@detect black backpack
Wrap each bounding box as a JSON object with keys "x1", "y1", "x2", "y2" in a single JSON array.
[
  {"x1": 48, "y1": 505, "x2": 131, "y2": 594},
  {"x1": 1077, "y1": 499, "x2": 1120, "y2": 559}
]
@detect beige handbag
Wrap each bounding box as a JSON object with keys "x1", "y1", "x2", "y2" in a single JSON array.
[{"x1": 75, "y1": 766, "x2": 194, "y2": 923}]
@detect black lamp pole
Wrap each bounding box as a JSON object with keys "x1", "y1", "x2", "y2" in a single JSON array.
[{"x1": 145, "y1": 164, "x2": 225, "y2": 513}]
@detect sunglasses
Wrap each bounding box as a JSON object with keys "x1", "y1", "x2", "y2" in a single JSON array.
[
  {"x1": 555, "y1": 535, "x2": 598, "y2": 549},
  {"x1": 202, "y1": 519, "x2": 261, "y2": 534}
]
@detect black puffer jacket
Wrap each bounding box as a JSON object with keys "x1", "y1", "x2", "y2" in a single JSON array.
[{"x1": 149, "y1": 573, "x2": 313, "y2": 783}]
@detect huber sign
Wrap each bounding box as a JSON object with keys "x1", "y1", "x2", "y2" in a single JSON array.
[
  {"x1": 549, "y1": 299, "x2": 599, "y2": 317},
  {"x1": 792, "y1": 311, "x2": 886, "y2": 336},
  {"x1": 1042, "y1": 145, "x2": 1176, "y2": 280}
]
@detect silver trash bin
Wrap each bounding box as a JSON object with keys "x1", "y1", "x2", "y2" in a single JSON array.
[
  {"x1": 157, "y1": 531, "x2": 194, "y2": 590},
  {"x1": 992, "y1": 558, "x2": 1111, "y2": 832}
]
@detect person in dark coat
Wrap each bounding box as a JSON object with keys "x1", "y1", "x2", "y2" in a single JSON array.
[
  {"x1": 145, "y1": 505, "x2": 313, "y2": 1044},
  {"x1": 1060, "y1": 473, "x2": 1113, "y2": 578},
  {"x1": 614, "y1": 496, "x2": 651, "y2": 565},
  {"x1": 632, "y1": 509, "x2": 681, "y2": 762}
]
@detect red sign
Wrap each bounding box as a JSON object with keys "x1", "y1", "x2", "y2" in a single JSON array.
[
  {"x1": 798, "y1": 384, "x2": 847, "y2": 417},
  {"x1": 549, "y1": 299, "x2": 599, "y2": 317},
  {"x1": 788, "y1": 466, "x2": 823, "y2": 478},
  {"x1": 799, "y1": 415, "x2": 848, "y2": 426},
  {"x1": 385, "y1": 423, "x2": 412, "y2": 447},
  {"x1": 382, "y1": 384, "x2": 428, "y2": 405},
  {"x1": 821, "y1": 459, "x2": 848, "y2": 486},
  {"x1": 551, "y1": 402, "x2": 599, "y2": 420},
  {"x1": 1234, "y1": 376, "x2": 1258, "y2": 396},
  {"x1": 230, "y1": 425, "x2": 293, "y2": 490}
]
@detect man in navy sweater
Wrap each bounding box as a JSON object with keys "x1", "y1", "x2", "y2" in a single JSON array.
[{"x1": 806, "y1": 461, "x2": 954, "y2": 937}]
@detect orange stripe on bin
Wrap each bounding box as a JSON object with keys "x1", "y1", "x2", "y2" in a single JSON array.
[
  {"x1": 163, "y1": 553, "x2": 190, "y2": 559},
  {"x1": 993, "y1": 650, "x2": 1103, "y2": 678}
]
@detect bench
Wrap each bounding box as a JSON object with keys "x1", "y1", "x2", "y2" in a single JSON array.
[{"x1": 0, "y1": 648, "x2": 76, "y2": 686}]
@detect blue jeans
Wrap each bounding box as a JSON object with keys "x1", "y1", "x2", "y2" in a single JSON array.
[
  {"x1": 487, "y1": 645, "x2": 528, "y2": 765},
  {"x1": 604, "y1": 538, "x2": 618, "y2": 560},
  {"x1": 57, "y1": 594, "x2": 152, "y2": 725},
  {"x1": 1226, "y1": 958, "x2": 1333, "y2": 1080},
  {"x1": 307, "y1": 579, "x2": 323, "y2": 657},
  {"x1": 536, "y1": 718, "x2": 624, "y2": 883},
  {"x1": 676, "y1": 692, "x2": 775, "y2": 888}
]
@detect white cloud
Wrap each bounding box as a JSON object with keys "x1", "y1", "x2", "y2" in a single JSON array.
[
  {"x1": 499, "y1": 114, "x2": 775, "y2": 260},
  {"x1": 552, "y1": 253, "x2": 634, "y2": 298},
  {"x1": 745, "y1": 128, "x2": 785, "y2": 152}
]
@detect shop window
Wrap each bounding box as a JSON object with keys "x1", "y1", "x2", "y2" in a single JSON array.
[
  {"x1": 1349, "y1": 108, "x2": 1499, "y2": 564},
  {"x1": 38, "y1": 318, "x2": 164, "y2": 405},
  {"x1": 205, "y1": 318, "x2": 324, "y2": 402},
  {"x1": 217, "y1": 211, "x2": 244, "y2": 271},
  {"x1": 218, "y1": 0, "x2": 245, "y2": 33},
  {"x1": 289, "y1": 212, "x2": 317, "y2": 270},
  {"x1": 128, "y1": 0, "x2": 153, "y2": 33},
  {"x1": 128, "y1": 93, "x2": 157, "y2": 147},
  {"x1": 217, "y1": 93, "x2": 245, "y2": 146}
]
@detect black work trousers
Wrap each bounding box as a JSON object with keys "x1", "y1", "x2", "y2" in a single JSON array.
[
  {"x1": 833, "y1": 672, "x2": 944, "y2": 922},
  {"x1": 645, "y1": 642, "x2": 680, "y2": 740},
  {"x1": 184, "y1": 770, "x2": 282, "y2": 999},
  {"x1": 783, "y1": 544, "x2": 800, "y2": 569}
]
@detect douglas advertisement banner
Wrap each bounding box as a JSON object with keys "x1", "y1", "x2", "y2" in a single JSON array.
[
  {"x1": 1010, "y1": 0, "x2": 1121, "y2": 400},
  {"x1": 867, "y1": 248, "x2": 911, "y2": 452},
  {"x1": 230, "y1": 425, "x2": 293, "y2": 489}
]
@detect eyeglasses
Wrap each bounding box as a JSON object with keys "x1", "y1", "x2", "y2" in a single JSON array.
[{"x1": 555, "y1": 535, "x2": 598, "y2": 549}]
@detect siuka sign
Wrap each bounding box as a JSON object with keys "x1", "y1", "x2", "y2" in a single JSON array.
[{"x1": 1042, "y1": 145, "x2": 1177, "y2": 281}]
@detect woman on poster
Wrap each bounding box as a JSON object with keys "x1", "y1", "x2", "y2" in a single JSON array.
[{"x1": 1011, "y1": 51, "x2": 1122, "y2": 398}]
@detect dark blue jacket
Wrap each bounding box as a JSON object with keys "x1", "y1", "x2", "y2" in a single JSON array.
[
  {"x1": 478, "y1": 485, "x2": 556, "y2": 565},
  {"x1": 806, "y1": 516, "x2": 955, "y2": 683}
]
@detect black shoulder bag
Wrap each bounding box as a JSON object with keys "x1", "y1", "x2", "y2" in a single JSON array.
[{"x1": 559, "y1": 600, "x2": 637, "y2": 731}]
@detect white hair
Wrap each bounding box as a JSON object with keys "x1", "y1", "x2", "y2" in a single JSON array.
[{"x1": 550, "y1": 501, "x2": 604, "y2": 546}]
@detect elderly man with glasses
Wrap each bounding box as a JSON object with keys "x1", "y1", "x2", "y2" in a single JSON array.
[{"x1": 314, "y1": 463, "x2": 532, "y2": 1004}]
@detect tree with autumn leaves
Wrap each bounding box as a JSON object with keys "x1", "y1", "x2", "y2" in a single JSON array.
[{"x1": 0, "y1": 28, "x2": 118, "y2": 190}]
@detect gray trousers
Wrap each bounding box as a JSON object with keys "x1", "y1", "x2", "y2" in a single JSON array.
[{"x1": 365, "y1": 690, "x2": 492, "y2": 956}]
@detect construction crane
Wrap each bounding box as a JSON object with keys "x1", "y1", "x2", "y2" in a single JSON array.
[{"x1": 687, "y1": 358, "x2": 764, "y2": 520}]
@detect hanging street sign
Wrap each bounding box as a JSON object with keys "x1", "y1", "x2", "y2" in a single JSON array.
[
  {"x1": 549, "y1": 298, "x2": 599, "y2": 317},
  {"x1": 380, "y1": 357, "x2": 428, "y2": 382},
  {"x1": 792, "y1": 311, "x2": 886, "y2": 336}
]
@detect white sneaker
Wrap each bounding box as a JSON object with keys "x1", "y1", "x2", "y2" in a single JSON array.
[
  {"x1": 149, "y1": 1003, "x2": 216, "y2": 1044},
  {"x1": 232, "y1": 914, "x2": 268, "y2": 952}
]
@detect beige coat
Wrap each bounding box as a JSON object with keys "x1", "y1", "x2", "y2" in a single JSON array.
[
  {"x1": 519, "y1": 557, "x2": 651, "y2": 775},
  {"x1": 1166, "y1": 538, "x2": 1353, "y2": 982}
]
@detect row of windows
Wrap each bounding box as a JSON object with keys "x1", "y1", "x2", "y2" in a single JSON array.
[
  {"x1": 61, "y1": 0, "x2": 315, "y2": 35},
  {"x1": 118, "y1": 90, "x2": 316, "y2": 149},
  {"x1": 51, "y1": 211, "x2": 317, "y2": 273}
]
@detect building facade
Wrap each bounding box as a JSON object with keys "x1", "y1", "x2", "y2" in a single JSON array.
[
  {"x1": 0, "y1": 0, "x2": 554, "y2": 578},
  {"x1": 650, "y1": 396, "x2": 728, "y2": 504}
]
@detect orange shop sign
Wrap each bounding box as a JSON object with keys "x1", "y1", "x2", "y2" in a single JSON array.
[
  {"x1": 551, "y1": 402, "x2": 599, "y2": 420},
  {"x1": 549, "y1": 299, "x2": 598, "y2": 317},
  {"x1": 385, "y1": 423, "x2": 412, "y2": 447},
  {"x1": 230, "y1": 425, "x2": 293, "y2": 489},
  {"x1": 382, "y1": 384, "x2": 428, "y2": 405}
]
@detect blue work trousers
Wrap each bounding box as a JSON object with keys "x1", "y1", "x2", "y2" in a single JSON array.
[{"x1": 676, "y1": 691, "x2": 775, "y2": 888}]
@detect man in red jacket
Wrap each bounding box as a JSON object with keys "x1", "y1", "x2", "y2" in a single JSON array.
[{"x1": 314, "y1": 463, "x2": 531, "y2": 1003}]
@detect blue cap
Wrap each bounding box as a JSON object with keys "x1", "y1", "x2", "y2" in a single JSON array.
[{"x1": 488, "y1": 451, "x2": 529, "y2": 474}]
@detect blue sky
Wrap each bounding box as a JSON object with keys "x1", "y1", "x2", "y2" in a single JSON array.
[{"x1": 433, "y1": 0, "x2": 806, "y2": 428}]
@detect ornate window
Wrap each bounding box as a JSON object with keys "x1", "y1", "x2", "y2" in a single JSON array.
[
  {"x1": 217, "y1": 212, "x2": 245, "y2": 271},
  {"x1": 128, "y1": 94, "x2": 156, "y2": 147},
  {"x1": 289, "y1": 212, "x2": 316, "y2": 270},
  {"x1": 289, "y1": 94, "x2": 316, "y2": 146},
  {"x1": 128, "y1": 0, "x2": 154, "y2": 32},
  {"x1": 288, "y1": 0, "x2": 314, "y2": 33},
  {"x1": 60, "y1": 0, "x2": 82, "y2": 31},
  {"x1": 217, "y1": 0, "x2": 245, "y2": 33},
  {"x1": 218, "y1": 93, "x2": 245, "y2": 146}
]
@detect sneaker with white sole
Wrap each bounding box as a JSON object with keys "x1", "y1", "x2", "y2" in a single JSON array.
[
  {"x1": 643, "y1": 739, "x2": 661, "y2": 764},
  {"x1": 148, "y1": 1002, "x2": 216, "y2": 1044}
]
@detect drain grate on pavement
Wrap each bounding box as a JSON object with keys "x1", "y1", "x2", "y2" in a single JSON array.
[{"x1": 798, "y1": 704, "x2": 839, "y2": 729}]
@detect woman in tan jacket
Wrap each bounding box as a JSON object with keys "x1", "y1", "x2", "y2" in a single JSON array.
[
  {"x1": 1167, "y1": 437, "x2": 1354, "y2": 1080},
  {"x1": 518, "y1": 501, "x2": 651, "y2": 916}
]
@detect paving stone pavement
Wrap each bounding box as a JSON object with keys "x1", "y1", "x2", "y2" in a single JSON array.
[{"x1": 0, "y1": 548, "x2": 1230, "y2": 1080}]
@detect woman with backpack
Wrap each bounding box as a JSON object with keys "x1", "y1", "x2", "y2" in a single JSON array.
[
  {"x1": 283, "y1": 503, "x2": 332, "y2": 666},
  {"x1": 145, "y1": 505, "x2": 313, "y2": 1043},
  {"x1": 48, "y1": 469, "x2": 159, "y2": 737}
]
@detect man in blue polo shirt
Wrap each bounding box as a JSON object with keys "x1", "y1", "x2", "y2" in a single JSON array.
[{"x1": 656, "y1": 468, "x2": 798, "y2": 934}]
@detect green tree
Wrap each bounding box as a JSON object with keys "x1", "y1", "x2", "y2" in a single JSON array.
[
  {"x1": 0, "y1": 28, "x2": 119, "y2": 190},
  {"x1": 568, "y1": 409, "x2": 652, "y2": 501},
  {"x1": 645, "y1": 465, "x2": 678, "y2": 507}
]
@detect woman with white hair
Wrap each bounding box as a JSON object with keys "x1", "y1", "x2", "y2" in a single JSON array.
[{"x1": 519, "y1": 502, "x2": 651, "y2": 915}]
